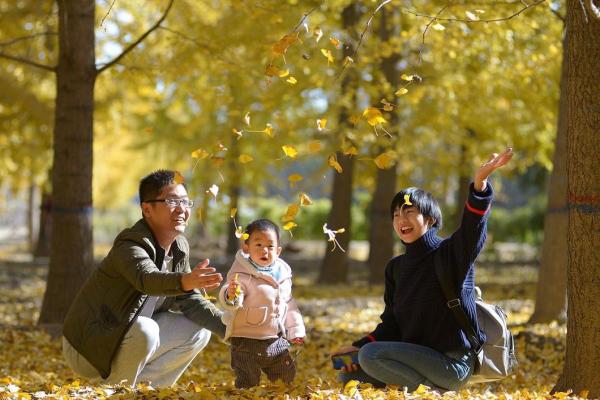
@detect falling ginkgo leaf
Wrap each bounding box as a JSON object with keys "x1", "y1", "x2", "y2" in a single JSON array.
[
  {"x1": 432, "y1": 22, "x2": 446, "y2": 31},
  {"x1": 283, "y1": 221, "x2": 298, "y2": 235},
  {"x1": 328, "y1": 154, "x2": 343, "y2": 173},
  {"x1": 282, "y1": 145, "x2": 298, "y2": 159},
  {"x1": 174, "y1": 171, "x2": 185, "y2": 184},
  {"x1": 238, "y1": 154, "x2": 253, "y2": 164},
  {"x1": 234, "y1": 226, "x2": 249, "y2": 240},
  {"x1": 374, "y1": 152, "x2": 396, "y2": 169},
  {"x1": 207, "y1": 184, "x2": 219, "y2": 199},
  {"x1": 363, "y1": 107, "x2": 386, "y2": 126},
  {"x1": 381, "y1": 99, "x2": 395, "y2": 112},
  {"x1": 323, "y1": 223, "x2": 346, "y2": 253},
  {"x1": 244, "y1": 112, "x2": 251, "y2": 126},
  {"x1": 278, "y1": 69, "x2": 290, "y2": 78},
  {"x1": 342, "y1": 144, "x2": 358, "y2": 156},
  {"x1": 395, "y1": 87, "x2": 409, "y2": 96},
  {"x1": 317, "y1": 119, "x2": 328, "y2": 131},
  {"x1": 314, "y1": 26, "x2": 323, "y2": 42},
  {"x1": 343, "y1": 56, "x2": 354, "y2": 66},
  {"x1": 286, "y1": 76, "x2": 298, "y2": 84},
  {"x1": 263, "y1": 123, "x2": 274, "y2": 137},
  {"x1": 329, "y1": 37, "x2": 341, "y2": 48},
  {"x1": 401, "y1": 74, "x2": 414, "y2": 81},
  {"x1": 321, "y1": 48, "x2": 334, "y2": 65},
  {"x1": 272, "y1": 32, "x2": 299, "y2": 57},
  {"x1": 191, "y1": 148, "x2": 210, "y2": 159},
  {"x1": 232, "y1": 128, "x2": 243, "y2": 138},
  {"x1": 282, "y1": 204, "x2": 299, "y2": 222},
  {"x1": 288, "y1": 173, "x2": 304, "y2": 188},
  {"x1": 299, "y1": 193, "x2": 313, "y2": 206}
]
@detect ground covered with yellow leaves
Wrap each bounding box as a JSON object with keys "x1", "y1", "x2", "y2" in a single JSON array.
[{"x1": 0, "y1": 254, "x2": 578, "y2": 399}]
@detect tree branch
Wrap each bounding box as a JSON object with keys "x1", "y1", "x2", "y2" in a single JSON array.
[
  {"x1": 0, "y1": 51, "x2": 56, "y2": 72},
  {"x1": 404, "y1": 0, "x2": 545, "y2": 23},
  {"x1": 96, "y1": 0, "x2": 174, "y2": 74},
  {"x1": 0, "y1": 32, "x2": 57, "y2": 48}
]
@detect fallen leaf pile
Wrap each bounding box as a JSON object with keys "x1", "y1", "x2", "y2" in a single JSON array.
[{"x1": 0, "y1": 259, "x2": 583, "y2": 399}]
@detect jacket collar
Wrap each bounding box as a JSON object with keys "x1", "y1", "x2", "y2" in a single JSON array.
[
  {"x1": 403, "y1": 227, "x2": 443, "y2": 260},
  {"x1": 232, "y1": 250, "x2": 291, "y2": 284}
]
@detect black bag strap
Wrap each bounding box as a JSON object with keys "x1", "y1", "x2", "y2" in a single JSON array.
[{"x1": 433, "y1": 249, "x2": 483, "y2": 354}]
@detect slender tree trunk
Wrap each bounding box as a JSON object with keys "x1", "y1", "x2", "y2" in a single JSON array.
[
  {"x1": 553, "y1": 4, "x2": 600, "y2": 396},
  {"x1": 27, "y1": 183, "x2": 37, "y2": 253},
  {"x1": 318, "y1": 3, "x2": 360, "y2": 284},
  {"x1": 368, "y1": 7, "x2": 398, "y2": 284},
  {"x1": 38, "y1": 0, "x2": 96, "y2": 330},
  {"x1": 529, "y1": 34, "x2": 568, "y2": 324}
]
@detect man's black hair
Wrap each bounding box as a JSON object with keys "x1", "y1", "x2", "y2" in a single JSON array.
[
  {"x1": 390, "y1": 187, "x2": 443, "y2": 229},
  {"x1": 139, "y1": 170, "x2": 185, "y2": 205},
  {"x1": 245, "y1": 218, "x2": 280, "y2": 244}
]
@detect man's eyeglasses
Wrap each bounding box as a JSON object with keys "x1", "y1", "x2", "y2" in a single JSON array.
[{"x1": 145, "y1": 198, "x2": 195, "y2": 208}]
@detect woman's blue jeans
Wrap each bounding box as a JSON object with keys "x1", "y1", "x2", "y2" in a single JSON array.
[{"x1": 339, "y1": 342, "x2": 475, "y2": 391}]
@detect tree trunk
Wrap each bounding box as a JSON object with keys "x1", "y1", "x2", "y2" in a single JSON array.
[
  {"x1": 552, "y1": 3, "x2": 600, "y2": 396},
  {"x1": 367, "y1": 7, "x2": 398, "y2": 284},
  {"x1": 529, "y1": 34, "x2": 568, "y2": 324},
  {"x1": 318, "y1": 2, "x2": 359, "y2": 284},
  {"x1": 38, "y1": 0, "x2": 96, "y2": 330},
  {"x1": 27, "y1": 183, "x2": 37, "y2": 253},
  {"x1": 319, "y1": 151, "x2": 354, "y2": 283}
]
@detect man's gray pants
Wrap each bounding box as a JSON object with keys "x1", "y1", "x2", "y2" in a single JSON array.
[
  {"x1": 62, "y1": 311, "x2": 211, "y2": 387},
  {"x1": 230, "y1": 336, "x2": 296, "y2": 388}
]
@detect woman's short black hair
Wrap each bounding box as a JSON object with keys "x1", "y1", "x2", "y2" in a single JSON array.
[
  {"x1": 245, "y1": 218, "x2": 280, "y2": 244},
  {"x1": 390, "y1": 187, "x2": 443, "y2": 229},
  {"x1": 139, "y1": 170, "x2": 185, "y2": 204}
]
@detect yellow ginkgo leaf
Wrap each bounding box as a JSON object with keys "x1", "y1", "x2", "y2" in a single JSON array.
[
  {"x1": 299, "y1": 193, "x2": 313, "y2": 206},
  {"x1": 401, "y1": 74, "x2": 414, "y2": 81},
  {"x1": 374, "y1": 152, "x2": 396, "y2": 169},
  {"x1": 395, "y1": 87, "x2": 409, "y2": 96},
  {"x1": 381, "y1": 99, "x2": 395, "y2": 111},
  {"x1": 238, "y1": 154, "x2": 253, "y2": 164},
  {"x1": 278, "y1": 69, "x2": 290, "y2": 78},
  {"x1": 283, "y1": 221, "x2": 298, "y2": 231},
  {"x1": 207, "y1": 184, "x2": 219, "y2": 199},
  {"x1": 282, "y1": 204, "x2": 300, "y2": 222},
  {"x1": 234, "y1": 226, "x2": 249, "y2": 240},
  {"x1": 342, "y1": 145, "x2": 358, "y2": 156},
  {"x1": 286, "y1": 76, "x2": 297, "y2": 84},
  {"x1": 263, "y1": 123, "x2": 274, "y2": 137},
  {"x1": 282, "y1": 145, "x2": 298, "y2": 159},
  {"x1": 288, "y1": 173, "x2": 304, "y2": 188},
  {"x1": 330, "y1": 37, "x2": 341, "y2": 48},
  {"x1": 343, "y1": 56, "x2": 354, "y2": 66},
  {"x1": 272, "y1": 32, "x2": 299, "y2": 57},
  {"x1": 343, "y1": 380, "x2": 360, "y2": 396},
  {"x1": 174, "y1": 171, "x2": 185, "y2": 184},
  {"x1": 265, "y1": 64, "x2": 280, "y2": 77},
  {"x1": 313, "y1": 26, "x2": 323, "y2": 42},
  {"x1": 191, "y1": 148, "x2": 210, "y2": 159},
  {"x1": 244, "y1": 112, "x2": 251, "y2": 126},
  {"x1": 232, "y1": 128, "x2": 243, "y2": 138},
  {"x1": 432, "y1": 22, "x2": 446, "y2": 31},
  {"x1": 403, "y1": 194, "x2": 413, "y2": 206},
  {"x1": 320, "y1": 48, "x2": 334, "y2": 65},
  {"x1": 230, "y1": 208, "x2": 238, "y2": 218},
  {"x1": 328, "y1": 154, "x2": 343, "y2": 173},
  {"x1": 317, "y1": 118, "x2": 328, "y2": 131},
  {"x1": 363, "y1": 107, "x2": 387, "y2": 126},
  {"x1": 308, "y1": 141, "x2": 323, "y2": 153},
  {"x1": 466, "y1": 11, "x2": 479, "y2": 20}
]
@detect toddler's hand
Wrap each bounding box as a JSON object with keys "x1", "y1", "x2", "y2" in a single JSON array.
[
  {"x1": 226, "y1": 273, "x2": 242, "y2": 300},
  {"x1": 290, "y1": 337, "x2": 304, "y2": 345}
]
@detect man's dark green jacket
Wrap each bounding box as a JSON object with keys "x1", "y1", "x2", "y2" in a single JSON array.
[{"x1": 62, "y1": 219, "x2": 225, "y2": 379}]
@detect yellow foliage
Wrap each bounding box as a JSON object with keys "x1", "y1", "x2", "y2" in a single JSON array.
[
  {"x1": 282, "y1": 145, "x2": 298, "y2": 159},
  {"x1": 328, "y1": 154, "x2": 343, "y2": 173},
  {"x1": 362, "y1": 107, "x2": 386, "y2": 127},
  {"x1": 238, "y1": 154, "x2": 253, "y2": 164}
]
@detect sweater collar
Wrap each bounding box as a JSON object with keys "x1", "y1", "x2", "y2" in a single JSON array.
[{"x1": 403, "y1": 227, "x2": 443, "y2": 258}]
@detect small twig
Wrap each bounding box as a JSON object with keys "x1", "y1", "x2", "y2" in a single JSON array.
[
  {"x1": 549, "y1": 7, "x2": 566, "y2": 22},
  {"x1": 291, "y1": 5, "x2": 319, "y2": 33},
  {"x1": 0, "y1": 51, "x2": 55, "y2": 72},
  {"x1": 404, "y1": 0, "x2": 545, "y2": 23},
  {"x1": 0, "y1": 32, "x2": 57, "y2": 48},
  {"x1": 419, "y1": 5, "x2": 448, "y2": 65},
  {"x1": 97, "y1": 0, "x2": 174, "y2": 74},
  {"x1": 336, "y1": 0, "x2": 392, "y2": 80},
  {"x1": 100, "y1": 0, "x2": 118, "y2": 29}
]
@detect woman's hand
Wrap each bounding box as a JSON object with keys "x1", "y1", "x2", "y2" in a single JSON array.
[
  {"x1": 474, "y1": 147, "x2": 514, "y2": 192},
  {"x1": 331, "y1": 345, "x2": 360, "y2": 372}
]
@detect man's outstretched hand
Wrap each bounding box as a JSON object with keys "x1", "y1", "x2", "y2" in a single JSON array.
[
  {"x1": 181, "y1": 259, "x2": 223, "y2": 292},
  {"x1": 474, "y1": 147, "x2": 514, "y2": 192}
]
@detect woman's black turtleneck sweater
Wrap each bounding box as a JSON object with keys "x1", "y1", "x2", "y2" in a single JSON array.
[{"x1": 353, "y1": 183, "x2": 493, "y2": 353}]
